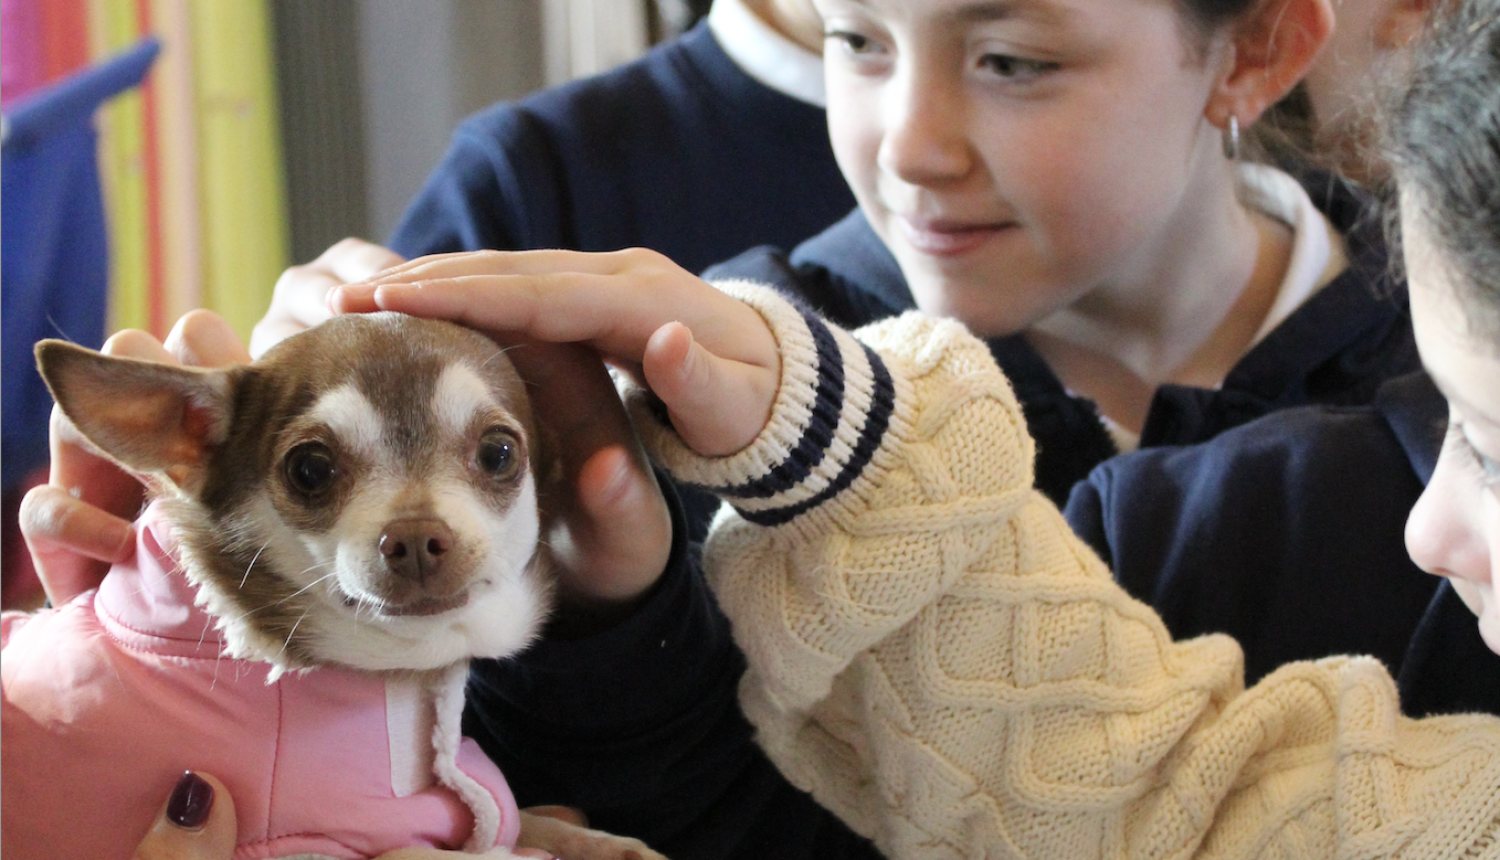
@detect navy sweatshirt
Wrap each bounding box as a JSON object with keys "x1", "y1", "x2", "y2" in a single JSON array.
[{"x1": 1064, "y1": 371, "x2": 1500, "y2": 716}]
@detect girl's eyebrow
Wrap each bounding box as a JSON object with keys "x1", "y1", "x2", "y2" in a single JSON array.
[
  {"x1": 840, "y1": 0, "x2": 1073, "y2": 26},
  {"x1": 951, "y1": 0, "x2": 1074, "y2": 25},
  {"x1": 1429, "y1": 369, "x2": 1500, "y2": 445}
]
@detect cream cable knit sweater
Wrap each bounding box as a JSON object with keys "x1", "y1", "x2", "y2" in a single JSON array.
[{"x1": 632, "y1": 282, "x2": 1500, "y2": 860}]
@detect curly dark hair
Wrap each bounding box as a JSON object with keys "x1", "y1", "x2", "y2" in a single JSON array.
[{"x1": 1383, "y1": 0, "x2": 1500, "y2": 347}]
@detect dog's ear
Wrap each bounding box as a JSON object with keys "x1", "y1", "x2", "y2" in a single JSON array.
[{"x1": 35, "y1": 339, "x2": 238, "y2": 496}]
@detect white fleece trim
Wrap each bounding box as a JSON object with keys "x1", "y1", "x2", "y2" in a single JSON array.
[
  {"x1": 428, "y1": 661, "x2": 502, "y2": 852},
  {"x1": 387, "y1": 674, "x2": 437, "y2": 797}
]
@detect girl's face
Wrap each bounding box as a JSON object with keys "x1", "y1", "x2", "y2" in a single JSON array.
[
  {"x1": 815, "y1": 0, "x2": 1232, "y2": 336},
  {"x1": 1402, "y1": 204, "x2": 1500, "y2": 657}
]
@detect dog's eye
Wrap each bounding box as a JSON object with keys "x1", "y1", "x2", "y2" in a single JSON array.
[
  {"x1": 476, "y1": 429, "x2": 520, "y2": 479},
  {"x1": 285, "y1": 443, "x2": 337, "y2": 496}
]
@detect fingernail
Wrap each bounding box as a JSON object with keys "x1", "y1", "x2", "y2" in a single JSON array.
[
  {"x1": 598, "y1": 449, "x2": 634, "y2": 504},
  {"x1": 329, "y1": 283, "x2": 366, "y2": 311},
  {"x1": 167, "y1": 771, "x2": 214, "y2": 829}
]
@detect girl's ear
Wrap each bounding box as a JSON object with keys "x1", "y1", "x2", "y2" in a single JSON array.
[{"x1": 1204, "y1": 0, "x2": 1335, "y2": 130}]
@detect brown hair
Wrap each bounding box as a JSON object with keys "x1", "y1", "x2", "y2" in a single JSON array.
[{"x1": 1383, "y1": 0, "x2": 1500, "y2": 345}]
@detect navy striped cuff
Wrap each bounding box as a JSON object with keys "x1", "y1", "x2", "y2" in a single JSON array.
[{"x1": 631, "y1": 281, "x2": 896, "y2": 527}]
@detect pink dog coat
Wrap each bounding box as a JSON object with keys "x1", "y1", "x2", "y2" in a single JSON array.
[{"x1": 1, "y1": 504, "x2": 521, "y2": 860}]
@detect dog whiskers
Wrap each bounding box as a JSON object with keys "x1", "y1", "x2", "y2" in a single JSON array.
[
  {"x1": 277, "y1": 603, "x2": 313, "y2": 662},
  {"x1": 279, "y1": 569, "x2": 340, "y2": 604},
  {"x1": 240, "y1": 541, "x2": 272, "y2": 590},
  {"x1": 226, "y1": 569, "x2": 340, "y2": 626},
  {"x1": 478, "y1": 344, "x2": 523, "y2": 372}
]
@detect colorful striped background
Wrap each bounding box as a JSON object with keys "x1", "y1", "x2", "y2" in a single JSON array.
[{"x1": 4, "y1": 0, "x2": 289, "y2": 342}]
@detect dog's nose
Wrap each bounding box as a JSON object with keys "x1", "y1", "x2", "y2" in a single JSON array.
[{"x1": 379, "y1": 519, "x2": 454, "y2": 583}]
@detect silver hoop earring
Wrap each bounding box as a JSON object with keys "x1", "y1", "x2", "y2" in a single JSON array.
[{"x1": 1222, "y1": 115, "x2": 1240, "y2": 160}]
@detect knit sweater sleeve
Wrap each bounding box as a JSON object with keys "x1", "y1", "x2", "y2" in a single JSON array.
[{"x1": 630, "y1": 282, "x2": 1500, "y2": 860}]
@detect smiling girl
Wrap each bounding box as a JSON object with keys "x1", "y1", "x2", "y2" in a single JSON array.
[{"x1": 696, "y1": 0, "x2": 1417, "y2": 503}]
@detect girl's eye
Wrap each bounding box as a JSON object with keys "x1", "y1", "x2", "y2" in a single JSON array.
[
  {"x1": 1448, "y1": 421, "x2": 1500, "y2": 487},
  {"x1": 979, "y1": 53, "x2": 1058, "y2": 82},
  {"x1": 826, "y1": 30, "x2": 877, "y2": 55},
  {"x1": 1477, "y1": 448, "x2": 1500, "y2": 486}
]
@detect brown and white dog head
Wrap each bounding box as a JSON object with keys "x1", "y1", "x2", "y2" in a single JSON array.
[{"x1": 36, "y1": 313, "x2": 555, "y2": 678}]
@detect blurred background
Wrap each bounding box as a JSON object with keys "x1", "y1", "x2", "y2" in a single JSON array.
[
  {"x1": 1, "y1": 0, "x2": 710, "y2": 606},
  {"x1": 4, "y1": 0, "x2": 709, "y2": 340}
]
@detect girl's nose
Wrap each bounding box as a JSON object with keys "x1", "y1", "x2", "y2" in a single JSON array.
[
  {"x1": 1406, "y1": 444, "x2": 1491, "y2": 584},
  {"x1": 876, "y1": 66, "x2": 971, "y2": 186}
]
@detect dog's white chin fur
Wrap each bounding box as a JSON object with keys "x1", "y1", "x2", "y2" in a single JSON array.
[
  {"x1": 313, "y1": 563, "x2": 551, "y2": 672},
  {"x1": 201, "y1": 564, "x2": 549, "y2": 678},
  {"x1": 186, "y1": 485, "x2": 552, "y2": 678}
]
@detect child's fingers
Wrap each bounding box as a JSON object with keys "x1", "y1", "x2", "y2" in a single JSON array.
[
  {"x1": 101, "y1": 329, "x2": 175, "y2": 363},
  {"x1": 359, "y1": 248, "x2": 631, "y2": 284},
  {"x1": 643, "y1": 322, "x2": 777, "y2": 456},
  {"x1": 252, "y1": 239, "x2": 406, "y2": 357},
  {"x1": 165, "y1": 311, "x2": 252, "y2": 368},
  {"x1": 131, "y1": 771, "x2": 236, "y2": 860},
  {"x1": 19, "y1": 484, "x2": 134, "y2": 606},
  {"x1": 339, "y1": 272, "x2": 652, "y2": 357},
  {"x1": 564, "y1": 444, "x2": 674, "y2": 605},
  {"x1": 253, "y1": 264, "x2": 342, "y2": 356},
  {"x1": 503, "y1": 340, "x2": 673, "y2": 609},
  {"x1": 333, "y1": 248, "x2": 778, "y2": 369},
  {"x1": 315, "y1": 237, "x2": 408, "y2": 282}
]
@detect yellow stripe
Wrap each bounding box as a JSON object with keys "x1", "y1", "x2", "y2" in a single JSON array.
[
  {"x1": 191, "y1": 0, "x2": 289, "y2": 342},
  {"x1": 89, "y1": 0, "x2": 150, "y2": 335}
]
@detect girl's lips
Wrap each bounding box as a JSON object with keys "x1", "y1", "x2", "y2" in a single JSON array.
[{"x1": 896, "y1": 216, "x2": 1012, "y2": 257}]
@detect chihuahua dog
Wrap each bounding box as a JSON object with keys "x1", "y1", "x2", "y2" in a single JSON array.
[{"x1": 1, "y1": 313, "x2": 662, "y2": 860}]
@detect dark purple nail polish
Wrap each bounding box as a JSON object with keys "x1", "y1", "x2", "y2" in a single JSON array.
[{"x1": 166, "y1": 771, "x2": 214, "y2": 829}]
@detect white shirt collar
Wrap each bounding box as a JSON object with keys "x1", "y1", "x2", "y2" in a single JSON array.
[
  {"x1": 1236, "y1": 162, "x2": 1349, "y2": 346},
  {"x1": 708, "y1": 0, "x2": 826, "y2": 107}
]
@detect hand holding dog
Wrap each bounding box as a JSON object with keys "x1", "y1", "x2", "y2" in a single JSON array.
[{"x1": 128, "y1": 771, "x2": 584, "y2": 860}]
